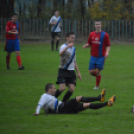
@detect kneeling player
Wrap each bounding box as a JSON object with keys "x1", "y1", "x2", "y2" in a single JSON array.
[{"x1": 33, "y1": 83, "x2": 116, "y2": 115}]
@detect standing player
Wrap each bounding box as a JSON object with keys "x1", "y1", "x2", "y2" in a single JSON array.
[
  {"x1": 83, "y1": 20, "x2": 110, "y2": 90},
  {"x1": 5, "y1": 13, "x2": 24, "y2": 70},
  {"x1": 55, "y1": 32, "x2": 81, "y2": 102},
  {"x1": 49, "y1": 10, "x2": 62, "y2": 51}
]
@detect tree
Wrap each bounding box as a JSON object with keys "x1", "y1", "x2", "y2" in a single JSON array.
[
  {"x1": 0, "y1": 0, "x2": 14, "y2": 18},
  {"x1": 37, "y1": 0, "x2": 43, "y2": 18},
  {"x1": 16, "y1": 0, "x2": 29, "y2": 18}
]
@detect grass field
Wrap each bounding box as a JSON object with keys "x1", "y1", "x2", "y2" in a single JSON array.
[{"x1": 0, "y1": 43, "x2": 134, "y2": 134}]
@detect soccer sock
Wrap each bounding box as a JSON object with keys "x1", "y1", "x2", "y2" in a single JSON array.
[
  {"x1": 96, "y1": 75, "x2": 101, "y2": 87},
  {"x1": 81, "y1": 96, "x2": 101, "y2": 102},
  {"x1": 16, "y1": 56, "x2": 22, "y2": 67},
  {"x1": 62, "y1": 91, "x2": 73, "y2": 102},
  {"x1": 51, "y1": 40, "x2": 54, "y2": 50},
  {"x1": 55, "y1": 89, "x2": 62, "y2": 98},
  {"x1": 89, "y1": 102, "x2": 107, "y2": 109},
  {"x1": 56, "y1": 40, "x2": 59, "y2": 50},
  {"x1": 6, "y1": 56, "x2": 11, "y2": 67},
  {"x1": 75, "y1": 103, "x2": 85, "y2": 112}
]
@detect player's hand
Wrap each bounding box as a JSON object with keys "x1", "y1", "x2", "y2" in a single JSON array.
[
  {"x1": 33, "y1": 113, "x2": 39, "y2": 116},
  {"x1": 83, "y1": 44, "x2": 88, "y2": 49},
  {"x1": 53, "y1": 22, "x2": 57, "y2": 25},
  {"x1": 105, "y1": 52, "x2": 109, "y2": 58},
  {"x1": 68, "y1": 43, "x2": 74, "y2": 47},
  {"x1": 13, "y1": 31, "x2": 19, "y2": 35},
  {"x1": 77, "y1": 72, "x2": 81, "y2": 81}
]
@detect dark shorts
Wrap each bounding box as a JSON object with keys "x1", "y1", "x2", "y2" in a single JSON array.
[
  {"x1": 89, "y1": 56, "x2": 105, "y2": 70},
  {"x1": 5, "y1": 39, "x2": 20, "y2": 52},
  {"x1": 51, "y1": 32, "x2": 61, "y2": 39},
  {"x1": 58, "y1": 98, "x2": 80, "y2": 114},
  {"x1": 56, "y1": 68, "x2": 76, "y2": 86}
]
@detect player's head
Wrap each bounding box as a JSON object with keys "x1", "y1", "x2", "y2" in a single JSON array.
[
  {"x1": 95, "y1": 19, "x2": 101, "y2": 32},
  {"x1": 11, "y1": 13, "x2": 18, "y2": 23},
  {"x1": 66, "y1": 32, "x2": 75, "y2": 43},
  {"x1": 45, "y1": 83, "x2": 56, "y2": 96},
  {"x1": 55, "y1": 10, "x2": 59, "y2": 17}
]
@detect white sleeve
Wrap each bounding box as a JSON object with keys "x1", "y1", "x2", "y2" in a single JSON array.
[
  {"x1": 49, "y1": 17, "x2": 53, "y2": 24},
  {"x1": 35, "y1": 95, "x2": 51, "y2": 114},
  {"x1": 59, "y1": 44, "x2": 67, "y2": 53}
]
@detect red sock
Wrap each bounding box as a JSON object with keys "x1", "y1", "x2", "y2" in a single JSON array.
[
  {"x1": 96, "y1": 75, "x2": 101, "y2": 87},
  {"x1": 16, "y1": 56, "x2": 22, "y2": 67},
  {"x1": 6, "y1": 56, "x2": 11, "y2": 67}
]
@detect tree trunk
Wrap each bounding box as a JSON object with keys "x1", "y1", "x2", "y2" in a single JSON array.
[
  {"x1": 80, "y1": 0, "x2": 85, "y2": 19},
  {"x1": 37, "y1": 0, "x2": 43, "y2": 18},
  {"x1": 0, "y1": 0, "x2": 8, "y2": 18},
  {"x1": 7, "y1": 0, "x2": 14, "y2": 18},
  {"x1": 0, "y1": 0, "x2": 14, "y2": 18}
]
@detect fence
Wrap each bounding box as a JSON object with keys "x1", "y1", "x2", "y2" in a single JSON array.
[{"x1": 0, "y1": 18, "x2": 134, "y2": 41}]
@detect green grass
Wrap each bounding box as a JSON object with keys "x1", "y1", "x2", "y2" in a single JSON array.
[{"x1": 0, "y1": 43, "x2": 134, "y2": 134}]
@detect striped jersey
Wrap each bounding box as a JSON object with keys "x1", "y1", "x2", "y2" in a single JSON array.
[
  {"x1": 6, "y1": 21, "x2": 20, "y2": 40},
  {"x1": 59, "y1": 43, "x2": 76, "y2": 70},
  {"x1": 87, "y1": 31, "x2": 110, "y2": 57}
]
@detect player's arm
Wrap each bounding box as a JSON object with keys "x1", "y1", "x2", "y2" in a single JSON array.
[
  {"x1": 49, "y1": 17, "x2": 57, "y2": 25},
  {"x1": 105, "y1": 33, "x2": 111, "y2": 58},
  {"x1": 83, "y1": 33, "x2": 91, "y2": 49},
  {"x1": 6, "y1": 22, "x2": 18, "y2": 35},
  {"x1": 105, "y1": 46, "x2": 110, "y2": 58},
  {"x1": 33, "y1": 95, "x2": 49, "y2": 116},
  {"x1": 75, "y1": 62, "x2": 81, "y2": 81},
  {"x1": 59, "y1": 43, "x2": 74, "y2": 56}
]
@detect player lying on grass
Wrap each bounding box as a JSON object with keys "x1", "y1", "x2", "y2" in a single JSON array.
[{"x1": 33, "y1": 83, "x2": 116, "y2": 115}]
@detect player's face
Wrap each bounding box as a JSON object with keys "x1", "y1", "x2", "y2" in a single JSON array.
[
  {"x1": 12, "y1": 15, "x2": 18, "y2": 23},
  {"x1": 51, "y1": 85, "x2": 56, "y2": 96},
  {"x1": 55, "y1": 11, "x2": 59, "y2": 16},
  {"x1": 68, "y1": 34, "x2": 75, "y2": 43},
  {"x1": 95, "y1": 21, "x2": 101, "y2": 32}
]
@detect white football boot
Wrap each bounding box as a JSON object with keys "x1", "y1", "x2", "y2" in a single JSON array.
[{"x1": 93, "y1": 86, "x2": 99, "y2": 90}]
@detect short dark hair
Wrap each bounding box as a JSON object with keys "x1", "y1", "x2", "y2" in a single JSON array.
[
  {"x1": 65, "y1": 32, "x2": 75, "y2": 38},
  {"x1": 95, "y1": 19, "x2": 101, "y2": 23},
  {"x1": 55, "y1": 10, "x2": 59, "y2": 13},
  {"x1": 45, "y1": 83, "x2": 54, "y2": 92},
  {"x1": 12, "y1": 13, "x2": 18, "y2": 17}
]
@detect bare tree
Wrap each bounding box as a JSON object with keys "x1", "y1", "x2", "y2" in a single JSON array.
[
  {"x1": 16, "y1": 0, "x2": 29, "y2": 17},
  {"x1": 0, "y1": 0, "x2": 8, "y2": 18},
  {"x1": 37, "y1": 0, "x2": 43, "y2": 18},
  {"x1": 0, "y1": 0, "x2": 14, "y2": 18}
]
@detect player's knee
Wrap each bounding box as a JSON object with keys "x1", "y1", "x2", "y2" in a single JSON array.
[
  {"x1": 76, "y1": 96, "x2": 82, "y2": 103},
  {"x1": 89, "y1": 70, "x2": 94, "y2": 75},
  {"x1": 96, "y1": 70, "x2": 101, "y2": 76},
  {"x1": 59, "y1": 85, "x2": 66, "y2": 92},
  {"x1": 15, "y1": 51, "x2": 20, "y2": 56},
  {"x1": 59, "y1": 88, "x2": 65, "y2": 92},
  {"x1": 83, "y1": 103, "x2": 90, "y2": 109},
  {"x1": 7, "y1": 52, "x2": 11, "y2": 57},
  {"x1": 68, "y1": 88, "x2": 75, "y2": 92}
]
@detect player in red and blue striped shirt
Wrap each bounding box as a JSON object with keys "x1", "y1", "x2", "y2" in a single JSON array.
[
  {"x1": 5, "y1": 13, "x2": 24, "y2": 70},
  {"x1": 83, "y1": 20, "x2": 111, "y2": 90}
]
